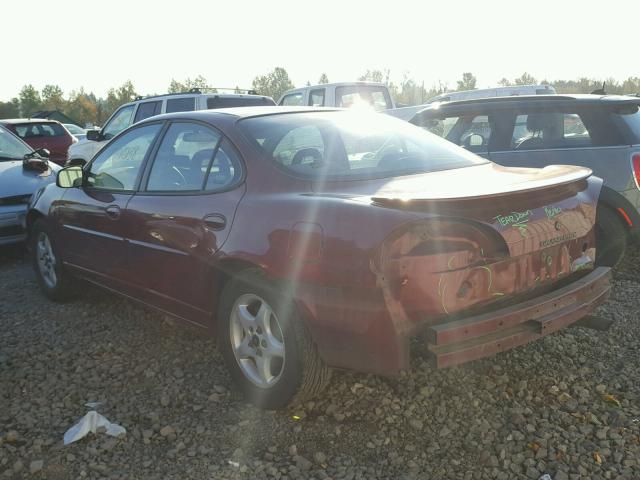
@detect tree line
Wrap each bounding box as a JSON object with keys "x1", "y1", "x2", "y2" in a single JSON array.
[{"x1": 1, "y1": 69, "x2": 638, "y2": 127}]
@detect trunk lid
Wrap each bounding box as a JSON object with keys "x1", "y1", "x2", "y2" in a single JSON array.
[
  {"x1": 365, "y1": 163, "x2": 597, "y2": 258},
  {"x1": 315, "y1": 162, "x2": 602, "y2": 318}
]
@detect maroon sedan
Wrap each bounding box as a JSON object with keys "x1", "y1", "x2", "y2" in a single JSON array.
[
  {"x1": 27, "y1": 107, "x2": 611, "y2": 408},
  {"x1": 0, "y1": 119, "x2": 76, "y2": 166}
]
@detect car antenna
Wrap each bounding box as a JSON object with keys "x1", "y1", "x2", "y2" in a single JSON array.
[{"x1": 590, "y1": 82, "x2": 606, "y2": 95}]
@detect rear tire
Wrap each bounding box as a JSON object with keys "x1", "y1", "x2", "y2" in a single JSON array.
[
  {"x1": 31, "y1": 218, "x2": 77, "y2": 301},
  {"x1": 595, "y1": 206, "x2": 627, "y2": 268},
  {"x1": 217, "y1": 269, "x2": 331, "y2": 409}
]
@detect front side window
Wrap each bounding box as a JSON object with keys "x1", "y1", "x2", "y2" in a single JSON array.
[
  {"x1": 0, "y1": 125, "x2": 31, "y2": 160},
  {"x1": 280, "y1": 93, "x2": 303, "y2": 106},
  {"x1": 335, "y1": 86, "x2": 392, "y2": 111},
  {"x1": 147, "y1": 122, "x2": 221, "y2": 191},
  {"x1": 309, "y1": 89, "x2": 325, "y2": 107},
  {"x1": 102, "y1": 105, "x2": 135, "y2": 140},
  {"x1": 240, "y1": 111, "x2": 487, "y2": 180},
  {"x1": 134, "y1": 101, "x2": 162, "y2": 123},
  {"x1": 87, "y1": 124, "x2": 161, "y2": 191},
  {"x1": 166, "y1": 97, "x2": 195, "y2": 113}
]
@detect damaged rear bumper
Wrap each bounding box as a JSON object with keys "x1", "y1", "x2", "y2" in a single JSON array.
[{"x1": 423, "y1": 266, "x2": 612, "y2": 368}]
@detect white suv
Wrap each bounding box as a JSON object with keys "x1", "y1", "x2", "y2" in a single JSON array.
[{"x1": 68, "y1": 90, "x2": 275, "y2": 165}]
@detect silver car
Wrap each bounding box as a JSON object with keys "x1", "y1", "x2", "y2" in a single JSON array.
[{"x1": 0, "y1": 125, "x2": 59, "y2": 245}]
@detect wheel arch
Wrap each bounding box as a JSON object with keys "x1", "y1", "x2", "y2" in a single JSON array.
[
  {"x1": 598, "y1": 186, "x2": 640, "y2": 239},
  {"x1": 210, "y1": 258, "x2": 269, "y2": 328}
]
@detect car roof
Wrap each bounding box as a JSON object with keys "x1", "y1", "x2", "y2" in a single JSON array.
[
  {"x1": 0, "y1": 118, "x2": 60, "y2": 124},
  {"x1": 418, "y1": 94, "x2": 640, "y2": 112},
  {"x1": 143, "y1": 106, "x2": 341, "y2": 123}
]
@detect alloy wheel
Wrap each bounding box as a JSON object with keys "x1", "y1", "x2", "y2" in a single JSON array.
[{"x1": 229, "y1": 293, "x2": 286, "y2": 388}]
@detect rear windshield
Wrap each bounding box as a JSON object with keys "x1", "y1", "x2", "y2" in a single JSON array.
[
  {"x1": 207, "y1": 97, "x2": 275, "y2": 109},
  {"x1": 13, "y1": 122, "x2": 66, "y2": 138},
  {"x1": 239, "y1": 111, "x2": 488, "y2": 180},
  {"x1": 335, "y1": 86, "x2": 393, "y2": 111}
]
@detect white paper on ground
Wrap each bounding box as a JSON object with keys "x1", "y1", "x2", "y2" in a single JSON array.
[{"x1": 63, "y1": 411, "x2": 126, "y2": 445}]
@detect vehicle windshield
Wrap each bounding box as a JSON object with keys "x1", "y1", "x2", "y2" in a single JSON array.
[
  {"x1": 0, "y1": 125, "x2": 32, "y2": 160},
  {"x1": 64, "y1": 124, "x2": 85, "y2": 135},
  {"x1": 239, "y1": 111, "x2": 488, "y2": 180}
]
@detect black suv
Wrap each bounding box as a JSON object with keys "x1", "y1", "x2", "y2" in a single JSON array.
[{"x1": 410, "y1": 94, "x2": 640, "y2": 267}]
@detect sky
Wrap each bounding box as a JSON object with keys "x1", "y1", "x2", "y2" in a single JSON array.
[{"x1": 2, "y1": 0, "x2": 638, "y2": 100}]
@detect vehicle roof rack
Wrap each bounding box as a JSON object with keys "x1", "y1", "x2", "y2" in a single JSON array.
[{"x1": 132, "y1": 87, "x2": 260, "y2": 102}]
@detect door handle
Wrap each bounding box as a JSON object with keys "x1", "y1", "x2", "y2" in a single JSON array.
[
  {"x1": 203, "y1": 213, "x2": 226, "y2": 231},
  {"x1": 105, "y1": 205, "x2": 121, "y2": 220}
]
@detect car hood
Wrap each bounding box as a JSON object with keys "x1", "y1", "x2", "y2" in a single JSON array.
[{"x1": 0, "y1": 160, "x2": 60, "y2": 198}]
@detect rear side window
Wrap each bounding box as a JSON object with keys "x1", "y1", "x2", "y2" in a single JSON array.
[
  {"x1": 134, "y1": 101, "x2": 162, "y2": 122},
  {"x1": 166, "y1": 97, "x2": 195, "y2": 113},
  {"x1": 280, "y1": 93, "x2": 303, "y2": 106},
  {"x1": 207, "y1": 96, "x2": 275, "y2": 108},
  {"x1": 205, "y1": 140, "x2": 242, "y2": 191},
  {"x1": 511, "y1": 112, "x2": 592, "y2": 150},
  {"x1": 14, "y1": 122, "x2": 66, "y2": 138},
  {"x1": 309, "y1": 89, "x2": 325, "y2": 107}
]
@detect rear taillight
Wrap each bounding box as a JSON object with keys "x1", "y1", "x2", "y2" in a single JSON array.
[{"x1": 632, "y1": 153, "x2": 640, "y2": 189}]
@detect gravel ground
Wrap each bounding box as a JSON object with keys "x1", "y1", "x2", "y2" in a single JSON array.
[{"x1": 1, "y1": 245, "x2": 639, "y2": 480}]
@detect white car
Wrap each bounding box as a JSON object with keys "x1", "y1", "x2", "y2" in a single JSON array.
[
  {"x1": 386, "y1": 85, "x2": 557, "y2": 121},
  {"x1": 67, "y1": 90, "x2": 275, "y2": 165},
  {"x1": 0, "y1": 125, "x2": 59, "y2": 245}
]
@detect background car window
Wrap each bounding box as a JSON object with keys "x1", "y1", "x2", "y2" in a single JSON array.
[
  {"x1": 207, "y1": 96, "x2": 275, "y2": 108},
  {"x1": 14, "y1": 123, "x2": 65, "y2": 138},
  {"x1": 87, "y1": 124, "x2": 161, "y2": 191},
  {"x1": 102, "y1": 105, "x2": 135, "y2": 139},
  {"x1": 420, "y1": 116, "x2": 460, "y2": 138},
  {"x1": 134, "y1": 101, "x2": 162, "y2": 123},
  {"x1": 280, "y1": 93, "x2": 303, "y2": 106},
  {"x1": 166, "y1": 97, "x2": 196, "y2": 113},
  {"x1": 205, "y1": 139, "x2": 243, "y2": 191},
  {"x1": 147, "y1": 123, "x2": 221, "y2": 191},
  {"x1": 335, "y1": 86, "x2": 393, "y2": 111},
  {"x1": 418, "y1": 115, "x2": 491, "y2": 153},
  {"x1": 511, "y1": 112, "x2": 592, "y2": 150},
  {"x1": 309, "y1": 89, "x2": 325, "y2": 107}
]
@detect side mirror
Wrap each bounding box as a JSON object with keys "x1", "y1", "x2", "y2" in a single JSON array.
[
  {"x1": 86, "y1": 129, "x2": 101, "y2": 141},
  {"x1": 34, "y1": 148, "x2": 50, "y2": 158},
  {"x1": 464, "y1": 133, "x2": 485, "y2": 148},
  {"x1": 67, "y1": 158, "x2": 87, "y2": 167},
  {"x1": 56, "y1": 166, "x2": 84, "y2": 188}
]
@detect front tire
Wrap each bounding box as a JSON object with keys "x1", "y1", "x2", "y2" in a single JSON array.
[
  {"x1": 217, "y1": 270, "x2": 331, "y2": 409},
  {"x1": 595, "y1": 206, "x2": 627, "y2": 268},
  {"x1": 31, "y1": 218, "x2": 77, "y2": 301}
]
